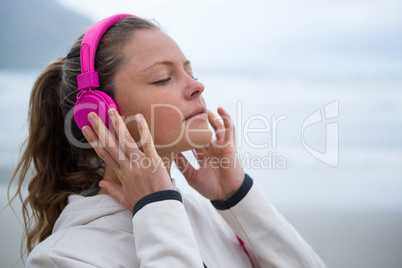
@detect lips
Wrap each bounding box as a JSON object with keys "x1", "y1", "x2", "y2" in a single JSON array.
[{"x1": 184, "y1": 106, "x2": 207, "y2": 121}]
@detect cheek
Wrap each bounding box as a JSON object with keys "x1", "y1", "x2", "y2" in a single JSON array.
[
  {"x1": 115, "y1": 96, "x2": 144, "y2": 143},
  {"x1": 114, "y1": 87, "x2": 211, "y2": 151},
  {"x1": 150, "y1": 106, "x2": 184, "y2": 146}
]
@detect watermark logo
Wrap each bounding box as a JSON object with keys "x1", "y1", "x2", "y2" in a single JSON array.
[
  {"x1": 301, "y1": 100, "x2": 339, "y2": 167},
  {"x1": 64, "y1": 99, "x2": 339, "y2": 170}
]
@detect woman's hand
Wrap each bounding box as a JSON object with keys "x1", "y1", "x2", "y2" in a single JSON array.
[
  {"x1": 175, "y1": 107, "x2": 245, "y2": 201},
  {"x1": 82, "y1": 108, "x2": 174, "y2": 211}
]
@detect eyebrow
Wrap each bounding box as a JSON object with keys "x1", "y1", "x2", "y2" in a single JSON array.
[{"x1": 140, "y1": 60, "x2": 191, "y2": 72}]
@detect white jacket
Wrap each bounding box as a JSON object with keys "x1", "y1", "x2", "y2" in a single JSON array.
[{"x1": 27, "y1": 174, "x2": 326, "y2": 267}]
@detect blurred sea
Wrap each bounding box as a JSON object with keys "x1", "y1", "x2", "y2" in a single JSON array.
[{"x1": 1, "y1": 70, "x2": 402, "y2": 267}]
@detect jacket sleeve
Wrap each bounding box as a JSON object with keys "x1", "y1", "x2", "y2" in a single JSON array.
[
  {"x1": 27, "y1": 190, "x2": 205, "y2": 268},
  {"x1": 210, "y1": 174, "x2": 327, "y2": 268},
  {"x1": 132, "y1": 190, "x2": 205, "y2": 268}
]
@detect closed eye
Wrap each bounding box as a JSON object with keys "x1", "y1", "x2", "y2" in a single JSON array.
[{"x1": 153, "y1": 78, "x2": 171, "y2": 85}]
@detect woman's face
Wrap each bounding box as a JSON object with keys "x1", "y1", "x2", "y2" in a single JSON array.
[{"x1": 114, "y1": 29, "x2": 212, "y2": 154}]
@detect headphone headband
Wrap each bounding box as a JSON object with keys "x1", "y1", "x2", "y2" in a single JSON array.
[{"x1": 77, "y1": 14, "x2": 135, "y2": 90}]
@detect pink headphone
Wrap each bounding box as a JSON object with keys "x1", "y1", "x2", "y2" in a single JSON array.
[{"x1": 74, "y1": 14, "x2": 135, "y2": 130}]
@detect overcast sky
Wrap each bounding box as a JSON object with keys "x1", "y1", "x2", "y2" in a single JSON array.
[{"x1": 56, "y1": 0, "x2": 402, "y2": 78}]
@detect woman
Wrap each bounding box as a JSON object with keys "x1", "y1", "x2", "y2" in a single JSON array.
[{"x1": 10, "y1": 14, "x2": 326, "y2": 267}]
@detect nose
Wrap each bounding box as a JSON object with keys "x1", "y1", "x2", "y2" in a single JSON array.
[{"x1": 185, "y1": 76, "x2": 204, "y2": 99}]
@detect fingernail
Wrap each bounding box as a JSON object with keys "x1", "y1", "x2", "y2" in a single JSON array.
[
  {"x1": 88, "y1": 112, "x2": 95, "y2": 122},
  {"x1": 108, "y1": 108, "x2": 115, "y2": 117},
  {"x1": 82, "y1": 126, "x2": 91, "y2": 135},
  {"x1": 135, "y1": 114, "x2": 142, "y2": 122}
]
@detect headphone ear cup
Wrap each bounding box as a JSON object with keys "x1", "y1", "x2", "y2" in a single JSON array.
[{"x1": 74, "y1": 90, "x2": 119, "y2": 131}]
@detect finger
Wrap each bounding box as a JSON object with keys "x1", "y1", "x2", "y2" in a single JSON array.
[
  {"x1": 82, "y1": 125, "x2": 120, "y2": 170},
  {"x1": 192, "y1": 148, "x2": 208, "y2": 162},
  {"x1": 207, "y1": 109, "x2": 225, "y2": 141},
  {"x1": 99, "y1": 180, "x2": 129, "y2": 210},
  {"x1": 88, "y1": 112, "x2": 127, "y2": 165},
  {"x1": 217, "y1": 107, "x2": 235, "y2": 143},
  {"x1": 108, "y1": 108, "x2": 141, "y2": 157},
  {"x1": 135, "y1": 114, "x2": 158, "y2": 158},
  {"x1": 175, "y1": 153, "x2": 196, "y2": 183}
]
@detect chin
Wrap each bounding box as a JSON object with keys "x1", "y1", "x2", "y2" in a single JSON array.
[
  {"x1": 183, "y1": 118, "x2": 212, "y2": 148},
  {"x1": 154, "y1": 128, "x2": 212, "y2": 155},
  {"x1": 155, "y1": 118, "x2": 212, "y2": 154},
  {"x1": 186, "y1": 129, "x2": 213, "y2": 149}
]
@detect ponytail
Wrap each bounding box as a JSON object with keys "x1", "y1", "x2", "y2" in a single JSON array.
[{"x1": 8, "y1": 58, "x2": 103, "y2": 253}]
